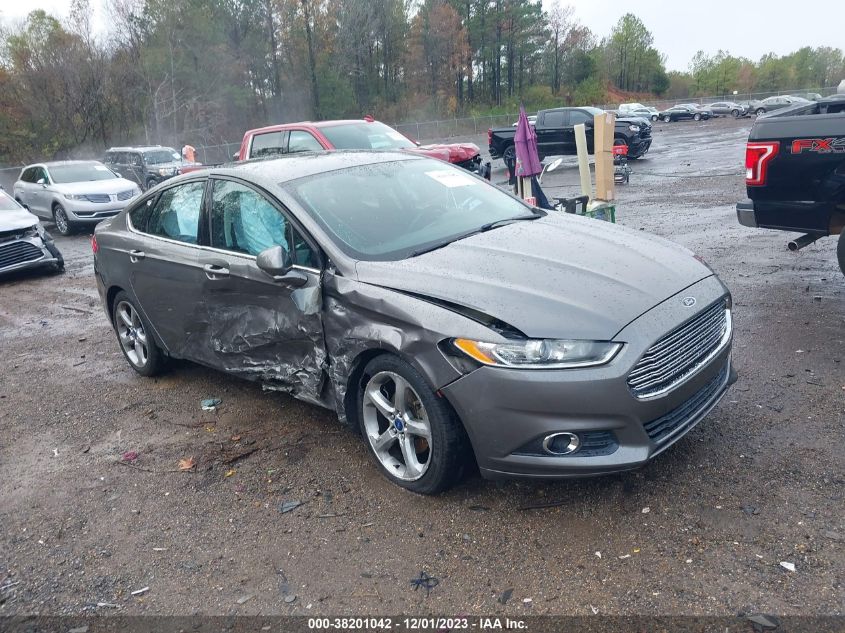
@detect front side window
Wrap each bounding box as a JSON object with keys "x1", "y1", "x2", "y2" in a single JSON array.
[
  {"x1": 542, "y1": 111, "x2": 567, "y2": 127},
  {"x1": 288, "y1": 131, "x2": 323, "y2": 153},
  {"x1": 569, "y1": 110, "x2": 593, "y2": 126},
  {"x1": 145, "y1": 181, "x2": 205, "y2": 244},
  {"x1": 210, "y1": 180, "x2": 318, "y2": 267}
]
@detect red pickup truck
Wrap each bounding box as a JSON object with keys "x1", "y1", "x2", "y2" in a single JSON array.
[{"x1": 182, "y1": 118, "x2": 483, "y2": 173}]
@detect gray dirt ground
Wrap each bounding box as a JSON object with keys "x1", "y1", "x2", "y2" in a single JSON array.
[{"x1": 0, "y1": 116, "x2": 843, "y2": 616}]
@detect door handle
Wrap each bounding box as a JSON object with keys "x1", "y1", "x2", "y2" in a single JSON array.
[
  {"x1": 204, "y1": 263, "x2": 230, "y2": 279},
  {"x1": 129, "y1": 250, "x2": 145, "y2": 262}
]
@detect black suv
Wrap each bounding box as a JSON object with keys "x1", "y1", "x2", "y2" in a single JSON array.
[{"x1": 103, "y1": 146, "x2": 183, "y2": 191}]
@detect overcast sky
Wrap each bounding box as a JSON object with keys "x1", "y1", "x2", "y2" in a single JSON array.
[{"x1": 2, "y1": 0, "x2": 844, "y2": 73}]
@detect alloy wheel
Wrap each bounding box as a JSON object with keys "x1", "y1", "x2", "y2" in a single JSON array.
[
  {"x1": 54, "y1": 206, "x2": 70, "y2": 235},
  {"x1": 115, "y1": 300, "x2": 149, "y2": 368},
  {"x1": 362, "y1": 371, "x2": 432, "y2": 481}
]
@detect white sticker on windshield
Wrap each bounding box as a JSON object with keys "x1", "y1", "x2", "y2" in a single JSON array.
[
  {"x1": 425, "y1": 170, "x2": 477, "y2": 188},
  {"x1": 94, "y1": 165, "x2": 109, "y2": 171}
]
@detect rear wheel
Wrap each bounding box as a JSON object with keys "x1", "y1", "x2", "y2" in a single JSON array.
[
  {"x1": 755, "y1": 108, "x2": 765, "y2": 116},
  {"x1": 502, "y1": 145, "x2": 516, "y2": 164},
  {"x1": 693, "y1": 113, "x2": 702, "y2": 121},
  {"x1": 731, "y1": 109, "x2": 740, "y2": 117},
  {"x1": 650, "y1": 114, "x2": 658, "y2": 122},
  {"x1": 144, "y1": 177, "x2": 157, "y2": 191},
  {"x1": 838, "y1": 232, "x2": 845, "y2": 277},
  {"x1": 357, "y1": 354, "x2": 468, "y2": 494},
  {"x1": 663, "y1": 115, "x2": 671, "y2": 122},
  {"x1": 52, "y1": 204, "x2": 73, "y2": 236},
  {"x1": 112, "y1": 291, "x2": 165, "y2": 377}
]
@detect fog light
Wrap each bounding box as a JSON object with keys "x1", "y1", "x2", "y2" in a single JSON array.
[{"x1": 542, "y1": 432, "x2": 581, "y2": 456}]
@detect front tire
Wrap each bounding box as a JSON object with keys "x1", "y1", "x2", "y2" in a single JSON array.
[
  {"x1": 731, "y1": 109, "x2": 740, "y2": 117},
  {"x1": 651, "y1": 114, "x2": 658, "y2": 122},
  {"x1": 838, "y1": 231, "x2": 845, "y2": 277},
  {"x1": 144, "y1": 177, "x2": 157, "y2": 191},
  {"x1": 663, "y1": 115, "x2": 671, "y2": 122},
  {"x1": 756, "y1": 108, "x2": 765, "y2": 116},
  {"x1": 112, "y1": 291, "x2": 165, "y2": 377},
  {"x1": 52, "y1": 204, "x2": 73, "y2": 236},
  {"x1": 693, "y1": 113, "x2": 702, "y2": 121},
  {"x1": 357, "y1": 355, "x2": 468, "y2": 494},
  {"x1": 502, "y1": 145, "x2": 516, "y2": 164}
]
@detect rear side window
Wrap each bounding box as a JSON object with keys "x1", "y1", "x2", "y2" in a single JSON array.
[
  {"x1": 250, "y1": 131, "x2": 288, "y2": 158},
  {"x1": 542, "y1": 111, "x2": 567, "y2": 127},
  {"x1": 144, "y1": 181, "x2": 205, "y2": 244}
]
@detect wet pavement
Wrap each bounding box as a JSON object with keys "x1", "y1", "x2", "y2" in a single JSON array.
[{"x1": 0, "y1": 116, "x2": 843, "y2": 616}]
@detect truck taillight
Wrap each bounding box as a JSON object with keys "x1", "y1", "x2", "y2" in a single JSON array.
[
  {"x1": 745, "y1": 141, "x2": 779, "y2": 186},
  {"x1": 91, "y1": 235, "x2": 99, "y2": 254},
  {"x1": 487, "y1": 128, "x2": 492, "y2": 146}
]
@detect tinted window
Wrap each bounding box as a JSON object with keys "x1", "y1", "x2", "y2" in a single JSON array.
[
  {"x1": 20, "y1": 168, "x2": 34, "y2": 183},
  {"x1": 288, "y1": 131, "x2": 323, "y2": 153},
  {"x1": 569, "y1": 110, "x2": 593, "y2": 126},
  {"x1": 284, "y1": 159, "x2": 532, "y2": 261},
  {"x1": 145, "y1": 181, "x2": 204, "y2": 244},
  {"x1": 542, "y1": 110, "x2": 567, "y2": 127},
  {"x1": 210, "y1": 180, "x2": 318, "y2": 267},
  {"x1": 49, "y1": 163, "x2": 117, "y2": 183},
  {"x1": 320, "y1": 122, "x2": 416, "y2": 150},
  {"x1": 129, "y1": 153, "x2": 143, "y2": 167},
  {"x1": 251, "y1": 131, "x2": 288, "y2": 158}
]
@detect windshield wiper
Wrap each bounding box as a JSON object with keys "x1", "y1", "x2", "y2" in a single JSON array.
[
  {"x1": 408, "y1": 214, "x2": 543, "y2": 258},
  {"x1": 480, "y1": 213, "x2": 543, "y2": 232}
]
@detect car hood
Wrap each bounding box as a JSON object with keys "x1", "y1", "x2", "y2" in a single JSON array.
[
  {"x1": 52, "y1": 178, "x2": 139, "y2": 194},
  {"x1": 354, "y1": 214, "x2": 712, "y2": 340},
  {"x1": 413, "y1": 143, "x2": 481, "y2": 164},
  {"x1": 0, "y1": 207, "x2": 39, "y2": 231}
]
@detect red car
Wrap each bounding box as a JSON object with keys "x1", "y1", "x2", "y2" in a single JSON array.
[{"x1": 232, "y1": 117, "x2": 483, "y2": 172}]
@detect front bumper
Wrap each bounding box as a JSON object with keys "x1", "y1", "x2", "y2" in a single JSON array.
[
  {"x1": 0, "y1": 234, "x2": 61, "y2": 275},
  {"x1": 64, "y1": 199, "x2": 135, "y2": 224},
  {"x1": 628, "y1": 137, "x2": 652, "y2": 158},
  {"x1": 441, "y1": 276, "x2": 734, "y2": 480}
]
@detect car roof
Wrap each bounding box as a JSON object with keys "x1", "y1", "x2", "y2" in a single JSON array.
[
  {"x1": 106, "y1": 146, "x2": 176, "y2": 152},
  {"x1": 245, "y1": 119, "x2": 384, "y2": 136},
  {"x1": 24, "y1": 160, "x2": 103, "y2": 169},
  {"x1": 196, "y1": 150, "x2": 421, "y2": 186}
]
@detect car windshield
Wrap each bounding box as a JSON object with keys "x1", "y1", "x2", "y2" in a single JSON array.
[
  {"x1": 320, "y1": 122, "x2": 417, "y2": 150},
  {"x1": 0, "y1": 190, "x2": 22, "y2": 211},
  {"x1": 284, "y1": 159, "x2": 536, "y2": 261},
  {"x1": 49, "y1": 163, "x2": 117, "y2": 183},
  {"x1": 144, "y1": 149, "x2": 180, "y2": 164}
]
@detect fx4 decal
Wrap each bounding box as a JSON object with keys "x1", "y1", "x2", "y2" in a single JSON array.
[{"x1": 791, "y1": 138, "x2": 845, "y2": 154}]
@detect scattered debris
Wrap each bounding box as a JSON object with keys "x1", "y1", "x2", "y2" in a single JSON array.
[
  {"x1": 498, "y1": 588, "x2": 513, "y2": 604},
  {"x1": 152, "y1": 547, "x2": 167, "y2": 552},
  {"x1": 594, "y1": 551, "x2": 602, "y2": 559},
  {"x1": 130, "y1": 586, "x2": 150, "y2": 596},
  {"x1": 742, "y1": 505, "x2": 761, "y2": 516},
  {"x1": 224, "y1": 469, "x2": 237, "y2": 478},
  {"x1": 236, "y1": 594, "x2": 253, "y2": 605},
  {"x1": 522, "y1": 597, "x2": 533, "y2": 605},
  {"x1": 284, "y1": 594, "x2": 297, "y2": 604},
  {"x1": 779, "y1": 561, "x2": 796, "y2": 572},
  {"x1": 279, "y1": 500, "x2": 304, "y2": 514},
  {"x1": 746, "y1": 614, "x2": 780, "y2": 630},
  {"x1": 822, "y1": 530, "x2": 842, "y2": 542},
  {"x1": 201, "y1": 398, "x2": 222, "y2": 411},
  {"x1": 121, "y1": 451, "x2": 139, "y2": 462},
  {"x1": 467, "y1": 505, "x2": 489, "y2": 512},
  {"x1": 60, "y1": 305, "x2": 92, "y2": 315},
  {"x1": 590, "y1": 605, "x2": 599, "y2": 615},
  {"x1": 641, "y1": 506, "x2": 650, "y2": 514},
  {"x1": 178, "y1": 457, "x2": 196, "y2": 471},
  {"x1": 52, "y1": 448, "x2": 59, "y2": 457},
  {"x1": 410, "y1": 571, "x2": 439, "y2": 596},
  {"x1": 231, "y1": 435, "x2": 242, "y2": 442},
  {"x1": 96, "y1": 602, "x2": 119, "y2": 609},
  {"x1": 618, "y1": 554, "x2": 631, "y2": 559}
]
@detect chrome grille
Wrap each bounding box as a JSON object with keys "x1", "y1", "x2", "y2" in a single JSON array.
[
  {"x1": 0, "y1": 241, "x2": 43, "y2": 268},
  {"x1": 84, "y1": 193, "x2": 111, "y2": 203},
  {"x1": 116, "y1": 189, "x2": 136, "y2": 201},
  {"x1": 628, "y1": 300, "x2": 730, "y2": 399}
]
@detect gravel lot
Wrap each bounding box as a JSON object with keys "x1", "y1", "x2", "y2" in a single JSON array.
[{"x1": 1, "y1": 116, "x2": 843, "y2": 617}]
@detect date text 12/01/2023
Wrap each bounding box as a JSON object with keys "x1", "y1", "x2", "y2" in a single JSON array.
[{"x1": 307, "y1": 617, "x2": 528, "y2": 630}]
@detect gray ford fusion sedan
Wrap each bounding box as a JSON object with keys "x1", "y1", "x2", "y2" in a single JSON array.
[{"x1": 93, "y1": 151, "x2": 735, "y2": 494}]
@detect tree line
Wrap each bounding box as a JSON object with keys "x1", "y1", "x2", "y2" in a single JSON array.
[{"x1": 0, "y1": 0, "x2": 842, "y2": 164}]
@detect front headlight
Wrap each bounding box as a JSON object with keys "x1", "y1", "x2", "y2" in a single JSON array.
[
  {"x1": 158, "y1": 167, "x2": 175, "y2": 176},
  {"x1": 65, "y1": 193, "x2": 87, "y2": 200},
  {"x1": 452, "y1": 338, "x2": 622, "y2": 369},
  {"x1": 628, "y1": 124, "x2": 640, "y2": 132}
]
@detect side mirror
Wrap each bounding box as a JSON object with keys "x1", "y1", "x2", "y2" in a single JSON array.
[
  {"x1": 546, "y1": 158, "x2": 564, "y2": 173},
  {"x1": 37, "y1": 178, "x2": 46, "y2": 185},
  {"x1": 256, "y1": 245, "x2": 293, "y2": 276},
  {"x1": 232, "y1": 152, "x2": 240, "y2": 161}
]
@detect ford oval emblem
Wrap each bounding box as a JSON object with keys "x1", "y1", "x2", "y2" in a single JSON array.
[{"x1": 682, "y1": 296, "x2": 697, "y2": 308}]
